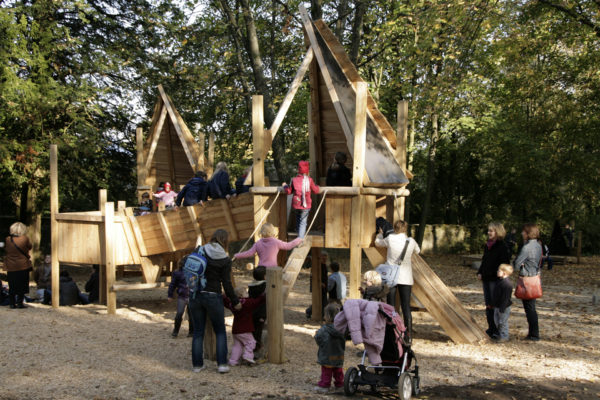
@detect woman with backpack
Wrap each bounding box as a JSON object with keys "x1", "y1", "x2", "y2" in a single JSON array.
[{"x1": 188, "y1": 229, "x2": 240, "y2": 373}]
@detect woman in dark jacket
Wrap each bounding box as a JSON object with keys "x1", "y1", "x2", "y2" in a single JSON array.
[
  {"x1": 514, "y1": 223, "x2": 543, "y2": 341},
  {"x1": 189, "y1": 229, "x2": 239, "y2": 373},
  {"x1": 5, "y1": 222, "x2": 32, "y2": 309},
  {"x1": 477, "y1": 222, "x2": 510, "y2": 338}
]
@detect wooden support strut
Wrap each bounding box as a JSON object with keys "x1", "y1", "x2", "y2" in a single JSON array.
[
  {"x1": 267, "y1": 267, "x2": 284, "y2": 364},
  {"x1": 50, "y1": 145, "x2": 60, "y2": 309}
]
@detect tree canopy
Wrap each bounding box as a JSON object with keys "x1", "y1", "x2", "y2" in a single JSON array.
[{"x1": 1, "y1": 0, "x2": 598, "y2": 252}]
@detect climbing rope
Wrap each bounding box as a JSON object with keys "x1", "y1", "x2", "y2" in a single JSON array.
[
  {"x1": 233, "y1": 190, "x2": 282, "y2": 260},
  {"x1": 304, "y1": 189, "x2": 328, "y2": 236}
]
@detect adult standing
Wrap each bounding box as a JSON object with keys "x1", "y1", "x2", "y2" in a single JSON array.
[
  {"x1": 4, "y1": 222, "x2": 32, "y2": 309},
  {"x1": 188, "y1": 229, "x2": 240, "y2": 373},
  {"x1": 514, "y1": 223, "x2": 542, "y2": 341},
  {"x1": 477, "y1": 222, "x2": 510, "y2": 338},
  {"x1": 374, "y1": 220, "x2": 420, "y2": 342},
  {"x1": 208, "y1": 162, "x2": 236, "y2": 199}
]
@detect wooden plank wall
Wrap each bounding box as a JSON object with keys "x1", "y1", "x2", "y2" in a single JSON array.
[{"x1": 57, "y1": 221, "x2": 101, "y2": 264}]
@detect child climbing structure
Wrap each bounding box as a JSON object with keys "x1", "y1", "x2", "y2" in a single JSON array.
[{"x1": 248, "y1": 5, "x2": 487, "y2": 345}]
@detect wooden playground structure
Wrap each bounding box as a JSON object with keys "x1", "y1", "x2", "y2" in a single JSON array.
[{"x1": 48, "y1": 6, "x2": 487, "y2": 364}]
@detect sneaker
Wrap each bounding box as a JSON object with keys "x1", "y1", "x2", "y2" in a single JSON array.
[
  {"x1": 525, "y1": 335, "x2": 540, "y2": 341},
  {"x1": 242, "y1": 358, "x2": 256, "y2": 365},
  {"x1": 217, "y1": 364, "x2": 230, "y2": 373},
  {"x1": 493, "y1": 337, "x2": 509, "y2": 343},
  {"x1": 313, "y1": 386, "x2": 329, "y2": 394},
  {"x1": 192, "y1": 365, "x2": 206, "y2": 372}
]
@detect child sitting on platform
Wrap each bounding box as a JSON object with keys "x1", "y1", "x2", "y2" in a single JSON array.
[
  {"x1": 224, "y1": 286, "x2": 265, "y2": 366},
  {"x1": 282, "y1": 161, "x2": 320, "y2": 238},
  {"x1": 314, "y1": 302, "x2": 345, "y2": 393},
  {"x1": 153, "y1": 182, "x2": 178, "y2": 209},
  {"x1": 234, "y1": 223, "x2": 303, "y2": 267}
]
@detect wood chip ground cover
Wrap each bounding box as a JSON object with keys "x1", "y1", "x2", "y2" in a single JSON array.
[{"x1": 1, "y1": 254, "x2": 599, "y2": 399}]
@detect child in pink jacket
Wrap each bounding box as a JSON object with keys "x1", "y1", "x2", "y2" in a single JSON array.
[
  {"x1": 234, "y1": 223, "x2": 303, "y2": 267},
  {"x1": 153, "y1": 182, "x2": 178, "y2": 208},
  {"x1": 282, "y1": 161, "x2": 320, "y2": 238}
]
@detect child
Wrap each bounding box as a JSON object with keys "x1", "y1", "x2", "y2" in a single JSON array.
[
  {"x1": 326, "y1": 151, "x2": 352, "y2": 186},
  {"x1": 282, "y1": 161, "x2": 320, "y2": 238},
  {"x1": 248, "y1": 266, "x2": 267, "y2": 353},
  {"x1": 314, "y1": 303, "x2": 345, "y2": 393},
  {"x1": 491, "y1": 263, "x2": 513, "y2": 342},
  {"x1": 153, "y1": 182, "x2": 178, "y2": 209},
  {"x1": 234, "y1": 223, "x2": 303, "y2": 267},
  {"x1": 34, "y1": 254, "x2": 52, "y2": 301},
  {"x1": 327, "y1": 262, "x2": 347, "y2": 305},
  {"x1": 360, "y1": 270, "x2": 389, "y2": 302},
  {"x1": 224, "y1": 286, "x2": 265, "y2": 366},
  {"x1": 168, "y1": 259, "x2": 193, "y2": 338}
]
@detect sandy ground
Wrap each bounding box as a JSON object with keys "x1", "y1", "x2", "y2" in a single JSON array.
[{"x1": 1, "y1": 254, "x2": 599, "y2": 400}]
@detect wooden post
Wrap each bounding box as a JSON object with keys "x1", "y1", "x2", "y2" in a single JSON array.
[
  {"x1": 252, "y1": 95, "x2": 266, "y2": 267},
  {"x1": 195, "y1": 124, "x2": 205, "y2": 171},
  {"x1": 266, "y1": 267, "x2": 284, "y2": 364},
  {"x1": 311, "y1": 248, "x2": 323, "y2": 322},
  {"x1": 116, "y1": 201, "x2": 127, "y2": 279},
  {"x1": 207, "y1": 133, "x2": 215, "y2": 176},
  {"x1": 103, "y1": 202, "x2": 117, "y2": 314},
  {"x1": 98, "y1": 189, "x2": 107, "y2": 305},
  {"x1": 50, "y1": 145, "x2": 60, "y2": 309},
  {"x1": 396, "y1": 101, "x2": 408, "y2": 220},
  {"x1": 204, "y1": 317, "x2": 217, "y2": 361},
  {"x1": 349, "y1": 82, "x2": 368, "y2": 299},
  {"x1": 577, "y1": 231, "x2": 582, "y2": 264},
  {"x1": 136, "y1": 127, "x2": 145, "y2": 196}
]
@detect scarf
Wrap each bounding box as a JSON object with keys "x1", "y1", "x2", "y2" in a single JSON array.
[
  {"x1": 301, "y1": 175, "x2": 310, "y2": 208},
  {"x1": 486, "y1": 239, "x2": 496, "y2": 250}
]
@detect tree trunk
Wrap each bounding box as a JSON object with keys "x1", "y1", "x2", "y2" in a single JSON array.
[
  {"x1": 404, "y1": 116, "x2": 416, "y2": 223},
  {"x1": 349, "y1": 0, "x2": 367, "y2": 66},
  {"x1": 237, "y1": 0, "x2": 287, "y2": 180},
  {"x1": 335, "y1": 0, "x2": 350, "y2": 41},
  {"x1": 416, "y1": 114, "x2": 438, "y2": 247},
  {"x1": 19, "y1": 182, "x2": 42, "y2": 264},
  {"x1": 310, "y1": 0, "x2": 322, "y2": 20}
]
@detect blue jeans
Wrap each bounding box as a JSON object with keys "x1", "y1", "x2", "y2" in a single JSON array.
[
  {"x1": 296, "y1": 209, "x2": 310, "y2": 238},
  {"x1": 189, "y1": 292, "x2": 228, "y2": 367},
  {"x1": 494, "y1": 306, "x2": 511, "y2": 340},
  {"x1": 482, "y1": 280, "x2": 498, "y2": 337}
]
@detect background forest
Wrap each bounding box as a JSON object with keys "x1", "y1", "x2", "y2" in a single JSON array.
[{"x1": 1, "y1": 0, "x2": 599, "y2": 254}]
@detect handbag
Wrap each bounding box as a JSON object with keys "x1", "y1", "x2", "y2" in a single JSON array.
[
  {"x1": 10, "y1": 236, "x2": 33, "y2": 271},
  {"x1": 514, "y1": 274, "x2": 542, "y2": 300}
]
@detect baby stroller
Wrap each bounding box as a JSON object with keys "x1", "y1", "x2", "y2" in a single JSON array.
[{"x1": 343, "y1": 305, "x2": 420, "y2": 399}]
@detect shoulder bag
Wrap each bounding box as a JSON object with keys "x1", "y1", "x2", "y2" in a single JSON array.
[
  {"x1": 514, "y1": 250, "x2": 543, "y2": 300},
  {"x1": 10, "y1": 236, "x2": 33, "y2": 271}
]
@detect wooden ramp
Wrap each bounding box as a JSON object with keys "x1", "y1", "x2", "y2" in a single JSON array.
[
  {"x1": 364, "y1": 248, "x2": 488, "y2": 344},
  {"x1": 282, "y1": 236, "x2": 313, "y2": 301}
]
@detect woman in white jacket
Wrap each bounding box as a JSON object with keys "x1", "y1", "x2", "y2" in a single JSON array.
[{"x1": 375, "y1": 220, "x2": 420, "y2": 341}]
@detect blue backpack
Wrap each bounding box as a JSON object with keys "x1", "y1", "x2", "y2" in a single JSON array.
[{"x1": 183, "y1": 246, "x2": 208, "y2": 299}]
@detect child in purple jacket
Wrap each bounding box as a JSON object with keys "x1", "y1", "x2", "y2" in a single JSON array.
[{"x1": 168, "y1": 260, "x2": 193, "y2": 337}]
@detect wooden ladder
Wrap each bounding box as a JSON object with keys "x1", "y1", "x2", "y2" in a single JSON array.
[{"x1": 281, "y1": 236, "x2": 313, "y2": 302}]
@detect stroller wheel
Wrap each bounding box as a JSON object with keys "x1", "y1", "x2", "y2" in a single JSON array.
[
  {"x1": 344, "y1": 367, "x2": 359, "y2": 396},
  {"x1": 398, "y1": 372, "x2": 412, "y2": 400}
]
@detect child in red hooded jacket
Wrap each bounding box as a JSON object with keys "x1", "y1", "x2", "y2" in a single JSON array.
[{"x1": 282, "y1": 161, "x2": 320, "y2": 238}]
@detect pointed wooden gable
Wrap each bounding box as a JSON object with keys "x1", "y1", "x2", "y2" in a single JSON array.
[
  {"x1": 301, "y1": 11, "x2": 410, "y2": 187},
  {"x1": 139, "y1": 85, "x2": 202, "y2": 191}
]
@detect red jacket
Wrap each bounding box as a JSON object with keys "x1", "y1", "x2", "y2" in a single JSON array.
[
  {"x1": 224, "y1": 295, "x2": 265, "y2": 334},
  {"x1": 284, "y1": 175, "x2": 320, "y2": 210}
]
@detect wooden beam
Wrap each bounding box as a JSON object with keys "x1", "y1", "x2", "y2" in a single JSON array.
[
  {"x1": 158, "y1": 85, "x2": 197, "y2": 170},
  {"x1": 311, "y1": 247, "x2": 323, "y2": 322},
  {"x1": 308, "y1": 56, "x2": 323, "y2": 178},
  {"x1": 252, "y1": 95, "x2": 265, "y2": 187},
  {"x1": 111, "y1": 282, "x2": 165, "y2": 292},
  {"x1": 126, "y1": 211, "x2": 149, "y2": 256},
  {"x1": 196, "y1": 124, "x2": 205, "y2": 171},
  {"x1": 118, "y1": 203, "x2": 142, "y2": 265},
  {"x1": 144, "y1": 106, "x2": 168, "y2": 173},
  {"x1": 54, "y1": 213, "x2": 103, "y2": 222},
  {"x1": 104, "y1": 202, "x2": 117, "y2": 314},
  {"x1": 220, "y1": 200, "x2": 239, "y2": 241},
  {"x1": 136, "y1": 127, "x2": 146, "y2": 187},
  {"x1": 157, "y1": 212, "x2": 177, "y2": 253},
  {"x1": 98, "y1": 189, "x2": 107, "y2": 305},
  {"x1": 186, "y1": 206, "x2": 203, "y2": 244},
  {"x1": 267, "y1": 267, "x2": 284, "y2": 364},
  {"x1": 207, "y1": 133, "x2": 215, "y2": 176},
  {"x1": 50, "y1": 144, "x2": 60, "y2": 309},
  {"x1": 268, "y1": 47, "x2": 314, "y2": 145},
  {"x1": 352, "y1": 82, "x2": 367, "y2": 187}
]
